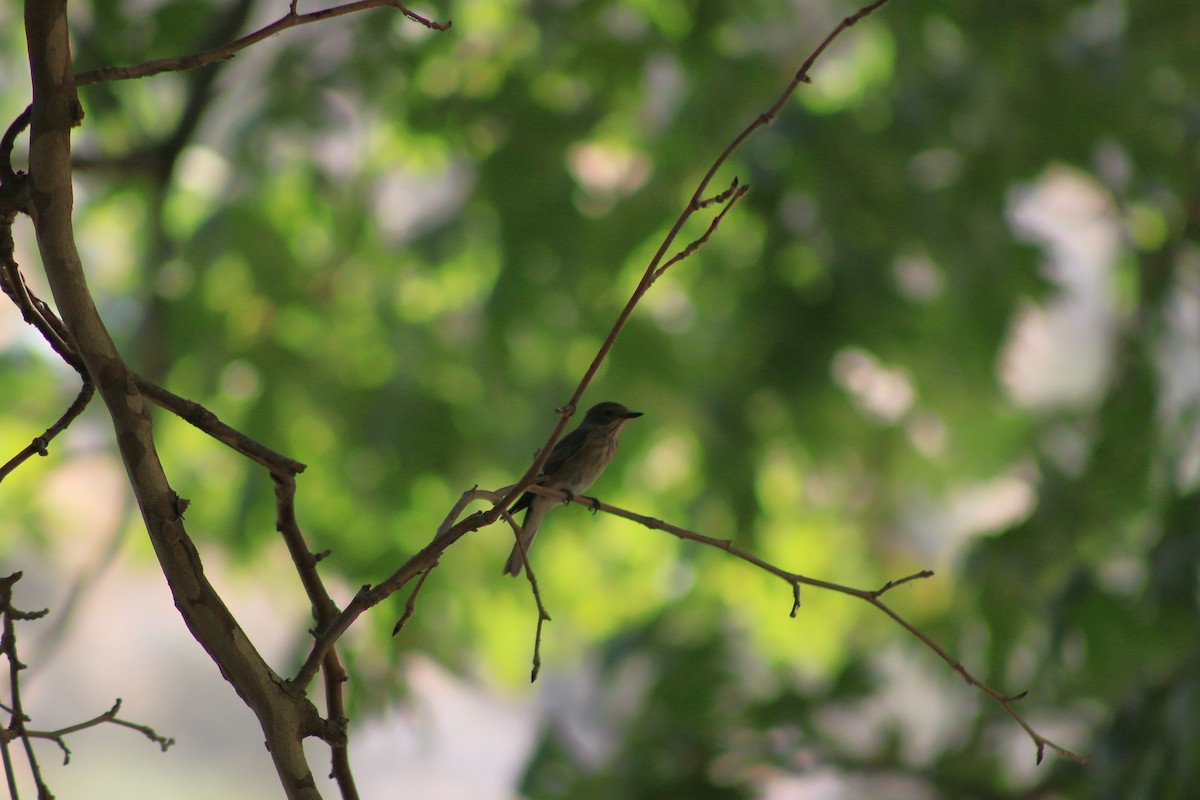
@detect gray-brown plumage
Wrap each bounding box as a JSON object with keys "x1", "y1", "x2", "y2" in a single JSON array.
[{"x1": 503, "y1": 402, "x2": 642, "y2": 576}]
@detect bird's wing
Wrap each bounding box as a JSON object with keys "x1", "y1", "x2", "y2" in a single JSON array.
[
  {"x1": 509, "y1": 426, "x2": 590, "y2": 514},
  {"x1": 510, "y1": 491, "x2": 533, "y2": 513},
  {"x1": 539, "y1": 426, "x2": 590, "y2": 477}
]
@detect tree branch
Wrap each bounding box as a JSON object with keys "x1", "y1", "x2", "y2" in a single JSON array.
[
  {"x1": 299, "y1": 485, "x2": 538, "y2": 688},
  {"x1": 0, "y1": 573, "x2": 49, "y2": 799},
  {"x1": 520, "y1": 486, "x2": 1090, "y2": 764},
  {"x1": 293, "y1": 507, "x2": 493, "y2": 688},
  {"x1": 559, "y1": 0, "x2": 896, "y2": 415},
  {"x1": 74, "y1": 0, "x2": 450, "y2": 87},
  {"x1": 19, "y1": 699, "x2": 176, "y2": 763},
  {"x1": 1, "y1": 574, "x2": 173, "y2": 799},
  {"x1": 494, "y1": 0, "x2": 899, "y2": 555},
  {"x1": 301, "y1": 0, "x2": 902, "y2": 706},
  {"x1": 652, "y1": 178, "x2": 750, "y2": 279},
  {"x1": 24, "y1": 4, "x2": 326, "y2": 797},
  {"x1": 0, "y1": 380, "x2": 94, "y2": 483}
]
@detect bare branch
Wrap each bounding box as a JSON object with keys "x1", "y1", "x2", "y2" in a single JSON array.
[
  {"x1": 390, "y1": 566, "x2": 437, "y2": 636},
  {"x1": 138, "y1": 377, "x2": 307, "y2": 476},
  {"x1": 520, "y1": 486, "x2": 1089, "y2": 764},
  {"x1": 530, "y1": 602, "x2": 551, "y2": 684},
  {"x1": 492, "y1": 0, "x2": 900, "y2": 600},
  {"x1": 694, "y1": 177, "x2": 744, "y2": 210},
  {"x1": 1, "y1": 574, "x2": 173, "y2": 800},
  {"x1": 653, "y1": 180, "x2": 751, "y2": 280},
  {"x1": 0, "y1": 233, "x2": 345, "y2": 764},
  {"x1": 553, "y1": 0, "x2": 897, "y2": 423},
  {"x1": 75, "y1": 0, "x2": 450, "y2": 87},
  {"x1": 26, "y1": 3, "x2": 328, "y2": 794},
  {"x1": 104, "y1": 715, "x2": 177, "y2": 752},
  {"x1": 510, "y1": 510, "x2": 553, "y2": 684},
  {"x1": 438, "y1": 485, "x2": 504, "y2": 536},
  {"x1": 22, "y1": 699, "x2": 175, "y2": 763},
  {"x1": 293, "y1": 509, "x2": 492, "y2": 688},
  {"x1": 0, "y1": 244, "x2": 307, "y2": 486},
  {"x1": 0, "y1": 381, "x2": 94, "y2": 483},
  {"x1": 0, "y1": 241, "x2": 84, "y2": 374}
]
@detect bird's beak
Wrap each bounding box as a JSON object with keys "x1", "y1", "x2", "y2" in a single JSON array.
[{"x1": 623, "y1": 410, "x2": 643, "y2": 419}]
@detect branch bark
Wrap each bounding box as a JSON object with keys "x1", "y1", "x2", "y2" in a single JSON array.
[{"x1": 23, "y1": 3, "x2": 326, "y2": 797}]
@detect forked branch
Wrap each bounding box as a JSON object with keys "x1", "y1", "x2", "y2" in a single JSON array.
[
  {"x1": 490, "y1": 0, "x2": 900, "y2": 570},
  {"x1": 1, "y1": 574, "x2": 174, "y2": 799},
  {"x1": 519, "y1": 486, "x2": 1089, "y2": 764},
  {"x1": 474, "y1": 5, "x2": 1085, "y2": 761}
]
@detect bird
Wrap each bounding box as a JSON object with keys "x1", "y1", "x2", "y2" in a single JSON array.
[{"x1": 503, "y1": 401, "x2": 642, "y2": 577}]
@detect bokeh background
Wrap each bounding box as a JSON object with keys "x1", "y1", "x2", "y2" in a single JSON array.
[{"x1": 2, "y1": 0, "x2": 1198, "y2": 798}]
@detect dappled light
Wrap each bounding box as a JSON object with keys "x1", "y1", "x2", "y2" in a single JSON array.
[{"x1": 3, "y1": 0, "x2": 1197, "y2": 798}]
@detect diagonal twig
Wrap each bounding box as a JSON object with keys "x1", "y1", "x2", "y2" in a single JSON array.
[
  {"x1": 485, "y1": 0, "x2": 900, "y2": 592},
  {"x1": 498, "y1": 506, "x2": 553, "y2": 683},
  {"x1": 557, "y1": 0, "x2": 897, "y2": 418},
  {"x1": 0, "y1": 381, "x2": 94, "y2": 483},
  {"x1": 390, "y1": 565, "x2": 437, "y2": 636},
  {"x1": 75, "y1": 0, "x2": 450, "y2": 87},
  {"x1": 653, "y1": 179, "x2": 751, "y2": 279}
]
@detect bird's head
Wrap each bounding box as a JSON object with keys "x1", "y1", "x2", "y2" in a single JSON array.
[{"x1": 581, "y1": 401, "x2": 642, "y2": 430}]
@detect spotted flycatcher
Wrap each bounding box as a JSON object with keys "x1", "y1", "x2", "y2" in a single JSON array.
[{"x1": 503, "y1": 401, "x2": 642, "y2": 576}]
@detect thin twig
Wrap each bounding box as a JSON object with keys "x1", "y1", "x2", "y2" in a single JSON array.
[
  {"x1": 437, "y1": 485, "x2": 496, "y2": 537},
  {"x1": 2, "y1": 577, "x2": 172, "y2": 794},
  {"x1": 264, "y1": 462, "x2": 347, "y2": 798},
  {"x1": 321, "y1": 644, "x2": 357, "y2": 800},
  {"x1": 528, "y1": 573, "x2": 549, "y2": 686},
  {"x1": 0, "y1": 106, "x2": 31, "y2": 183},
  {"x1": 555, "y1": 0, "x2": 896, "y2": 425},
  {"x1": 653, "y1": 181, "x2": 751, "y2": 279},
  {"x1": 380, "y1": 488, "x2": 520, "y2": 637},
  {"x1": 520, "y1": 486, "x2": 1089, "y2": 764},
  {"x1": 271, "y1": 464, "x2": 359, "y2": 798},
  {"x1": 485, "y1": 0, "x2": 900, "y2": 616},
  {"x1": 0, "y1": 381, "x2": 94, "y2": 483},
  {"x1": 0, "y1": 251, "x2": 305, "y2": 481},
  {"x1": 391, "y1": 566, "x2": 436, "y2": 636},
  {"x1": 0, "y1": 727, "x2": 17, "y2": 800},
  {"x1": 22, "y1": 699, "x2": 175, "y2": 763},
  {"x1": 0, "y1": 573, "x2": 49, "y2": 798},
  {"x1": 104, "y1": 715, "x2": 176, "y2": 752},
  {"x1": 504, "y1": 509, "x2": 553, "y2": 683},
  {"x1": 530, "y1": 601, "x2": 551, "y2": 684},
  {"x1": 0, "y1": 242, "x2": 84, "y2": 374},
  {"x1": 75, "y1": 0, "x2": 450, "y2": 87},
  {"x1": 293, "y1": 507, "x2": 496, "y2": 689},
  {"x1": 695, "y1": 177, "x2": 743, "y2": 210}
]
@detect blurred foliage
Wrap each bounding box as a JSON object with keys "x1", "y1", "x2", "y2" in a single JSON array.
[{"x1": 2, "y1": 0, "x2": 1199, "y2": 797}]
